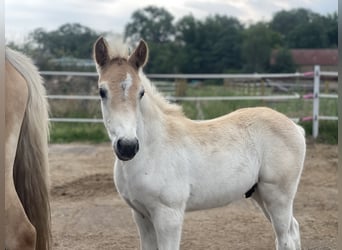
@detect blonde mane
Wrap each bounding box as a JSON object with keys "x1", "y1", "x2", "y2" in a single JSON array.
[
  {"x1": 105, "y1": 36, "x2": 130, "y2": 59},
  {"x1": 139, "y1": 72, "x2": 184, "y2": 117}
]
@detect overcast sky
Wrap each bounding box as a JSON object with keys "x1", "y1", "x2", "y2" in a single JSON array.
[{"x1": 5, "y1": 0, "x2": 337, "y2": 43}]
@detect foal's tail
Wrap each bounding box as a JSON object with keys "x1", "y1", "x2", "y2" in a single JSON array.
[{"x1": 6, "y1": 48, "x2": 51, "y2": 250}]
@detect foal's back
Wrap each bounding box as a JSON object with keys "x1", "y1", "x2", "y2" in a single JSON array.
[{"x1": 183, "y1": 106, "x2": 304, "y2": 152}]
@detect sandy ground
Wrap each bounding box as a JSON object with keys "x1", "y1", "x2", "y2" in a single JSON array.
[{"x1": 49, "y1": 142, "x2": 337, "y2": 250}]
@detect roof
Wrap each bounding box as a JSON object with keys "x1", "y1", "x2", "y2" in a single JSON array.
[
  {"x1": 290, "y1": 49, "x2": 338, "y2": 66},
  {"x1": 271, "y1": 49, "x2": 338, "y2": 66}
]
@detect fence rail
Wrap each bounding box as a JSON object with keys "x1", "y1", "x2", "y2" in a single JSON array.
[
  {"x1": 46, "y1": 94, "x2": 302, "y2": 101},
  {"x1": 41, "y1": 66, "x2": 338, "y2": 138}
]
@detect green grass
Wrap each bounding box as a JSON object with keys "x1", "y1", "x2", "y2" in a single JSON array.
[
  {"x1": 181, "y1": 85, "x2": 309, "y2": 119},
  {"x1": 50, "y1": 123, "x2": 109, "y2": 143},
  {"x1": 318, "y1": 121, "x2": 338, "y2": 144},
  {"x1": 300, "y1": 121, "x2": 338, "y2": 144}
]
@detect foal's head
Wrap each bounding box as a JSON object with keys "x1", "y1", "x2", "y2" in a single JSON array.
[{"x1": 93, "y1": 37, "x2": 148, "y2": 161}]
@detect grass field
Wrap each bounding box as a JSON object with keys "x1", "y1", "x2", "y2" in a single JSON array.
[{"x1": 49, "y1": 82, "x2": 338, "y2": 144}]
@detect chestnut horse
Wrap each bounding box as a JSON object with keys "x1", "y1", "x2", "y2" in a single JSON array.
[
  {"x1": 5, "y1": 48, "x2": 51, "y2": 250},
  {"x1": 93, "y1": 37, "x2": 306, "y2": 250}
]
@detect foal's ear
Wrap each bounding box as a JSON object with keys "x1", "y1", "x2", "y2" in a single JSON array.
[
  {"x1": 129, "y1": 40, "x2": 148, "y2": 69},
  {"x1": 93, "y1": 36, "x2": 110, "y2": 68}
]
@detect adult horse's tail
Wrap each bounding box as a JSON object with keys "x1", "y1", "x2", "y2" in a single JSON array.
[{"x1": 6, "y1": 48, "x2": 51, "y2": 250}]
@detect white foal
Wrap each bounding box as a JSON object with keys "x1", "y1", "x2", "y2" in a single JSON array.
[{"x1": 93, "y1": 37, "x2": 305, "y2": 250}]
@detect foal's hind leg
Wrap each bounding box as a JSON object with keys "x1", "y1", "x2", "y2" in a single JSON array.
[
  {"x1": 251, "y1": 189, "x2": 270, "y2": 222},
  {"x1": 289, "y1": 216, "x2": 301, "y2": 249},
  {"x1": 257, "y1": 182, "x2": 301, "y2": 250}
]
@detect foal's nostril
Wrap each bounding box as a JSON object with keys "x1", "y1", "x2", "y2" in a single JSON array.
[
  {"x1": 115, "y1": 138, "x2": 139, "y2": 161},
  {"x1": 117, "y1": 138, "x2": 124, "y2": 151}
]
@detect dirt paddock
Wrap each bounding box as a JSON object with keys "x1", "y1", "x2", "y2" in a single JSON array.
[{"x1": 49, "y1": 142, "x2": 337, "y2": 250}]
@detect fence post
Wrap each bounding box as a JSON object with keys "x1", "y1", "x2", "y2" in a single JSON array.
[
  {"x1": 175, "y1": 79, "x2": 187, "y2": 96},
  {"x1": 312, "y1": 65, "x2": 320, "y2": 139}
]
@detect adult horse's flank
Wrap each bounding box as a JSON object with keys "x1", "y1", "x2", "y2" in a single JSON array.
[
  {"x1": 93, "y1": 37, "x2": 306, "y2": 250},
  {"x1": 5, "y1": 48, "x2": 51, "y2": 250}
]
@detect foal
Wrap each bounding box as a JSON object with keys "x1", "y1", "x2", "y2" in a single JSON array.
[{"x1": 93, "y1": 37, "x2": 305, "y2": 250}]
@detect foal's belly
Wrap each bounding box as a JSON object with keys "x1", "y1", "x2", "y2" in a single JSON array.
[{"x1": 185, "y1": 159, "x2": 259, "y2": 212}]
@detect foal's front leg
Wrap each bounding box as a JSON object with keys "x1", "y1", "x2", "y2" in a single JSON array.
[
  {"x1": 133, "y1": 211, "x2": 158, "y2": 250},
  {"x1": 152, "y1": 206, "x2": 184, "y2": 250}
]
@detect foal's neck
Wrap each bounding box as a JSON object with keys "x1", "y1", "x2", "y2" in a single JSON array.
[{"x1": 139, "y1": 75, "x2": 188, "y2": 142}]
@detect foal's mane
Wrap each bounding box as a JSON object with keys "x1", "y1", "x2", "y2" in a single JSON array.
[
  {"x1": 140, "y1": 73, "x2": 184, "y2": 117},
  {"x1": 107, "y1": 39, "x2": 184, "y2": 118}
]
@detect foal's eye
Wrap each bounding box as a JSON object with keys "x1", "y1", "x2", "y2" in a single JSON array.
[
  {"x1": 139, "y1": 89, "x2": 145, "y2": 99},
  {"x1": 99, "y1": 88, "x2": 107, "y2": 99}
]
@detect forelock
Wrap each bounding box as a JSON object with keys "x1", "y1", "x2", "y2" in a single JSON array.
[{"x1": 105, "y1": 36, "x2": 130, "y2": 60}]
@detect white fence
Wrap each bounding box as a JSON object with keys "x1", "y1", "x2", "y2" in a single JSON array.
[{"x1": 41, "y1": 66, "x2": 338, "y2": 139}]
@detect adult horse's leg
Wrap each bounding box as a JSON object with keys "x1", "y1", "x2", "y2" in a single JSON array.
[
  {"x1": 5, "y1": 61, "x2": 36, "y2": 250},
  {"x1": 133, "y1": 211, "x2": 158, "y2": 250}
]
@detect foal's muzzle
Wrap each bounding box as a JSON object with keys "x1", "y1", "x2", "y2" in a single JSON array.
[{"x1": 114, "y1": 138, "x2": 139, "y2": 161}]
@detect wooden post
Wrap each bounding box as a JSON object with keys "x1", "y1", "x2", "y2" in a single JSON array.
[
  {"x1": 260, "y1": 79, "x2": 265, "y2": 105},
  {"x1": 175, "y1": 79, "x2": 187, "y2": 97},
  {"x1": 195, "y1": 100, "x2": 204, "y2": 120},
  {"x1": 324, "y1": 81, "x2": 329, "y2": 94},
  {"x1": 260, "y1": 79, "x2": 265, "y2": 95}
]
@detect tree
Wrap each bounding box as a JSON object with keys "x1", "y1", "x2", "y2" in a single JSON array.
[
  {"x1": 176, "y1": 15, "x2": 243, "y2": 73},
  {"x1": 28, "y1": 23, "x2": 99, "y2": 58},
  {"x1": 19, "y1": 28, "x2": 54, "y2": 67},
  {"x1": 124, "y1": 6, "x2": 175, "y2": 45},
  {"x1": 19, "y1": 23, "x2": 100, "y2": 69},
  {"x1": 174, "y1": 15, "x2": 201, "y2": 73},
  {"x1": 200, "y1": 15, "x2": 244, "y2": 73},
  {"x1": 241, "y1": 22, "x2": 279, "y2": 72},
  {"x1": 270, "y1": 48, "x2": 296, "y2": 73},
  {"x1": 147, "y1": 42, "x2": 180, "y2": 73},
  {"x1": 123, "y1": 6, "x2": 337, "y2": 73},
  {"x1": 270, "y1": 8, "x2": 320, "y2": 42},
  {"x1": 124, "y1": 6, "x2": 177, "y2": 73},
  {"x1": 270, "y1": 8, "x2": 335, "y2": 48},
  {"x1": 287, "y1": 21, "x2": 328, "y2": 48},
  {"x1": 322, "y1": 12, "x2": 338, "y2": 47}
]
